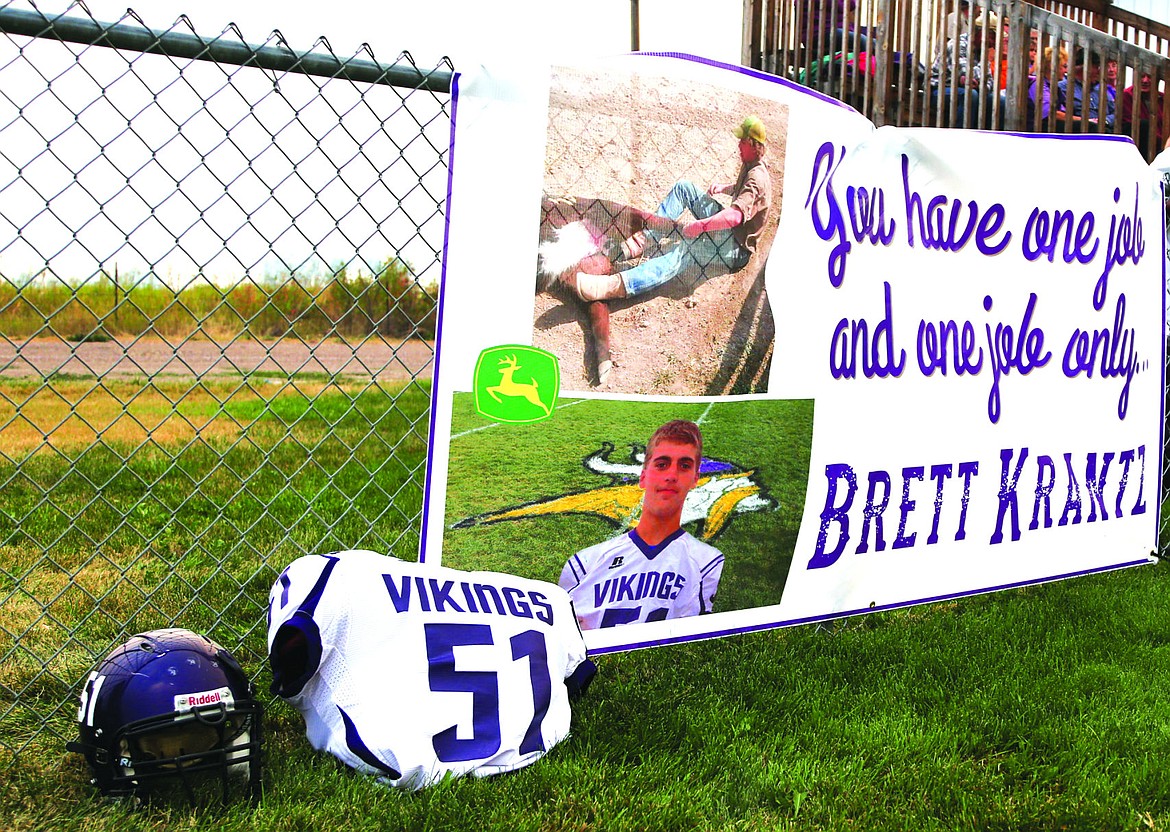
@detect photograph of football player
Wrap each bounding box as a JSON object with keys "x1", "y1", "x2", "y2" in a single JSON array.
[
  {"x1": 440, "y1": 394, "x2": 813, "y2": 646},
  {"x1": 557, "y1": 419, "x2": 724, "y2": 629}
]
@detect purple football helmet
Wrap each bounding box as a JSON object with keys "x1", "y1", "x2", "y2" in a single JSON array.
[{"x1": 67, "y1": 628, "x2": 262, "y2": 803}]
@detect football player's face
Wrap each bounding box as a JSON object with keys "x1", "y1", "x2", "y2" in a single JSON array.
[
  {"x1": 639, "y1": 440, "x2": 700, "y2": 520},
  {"x1": 738, "y1": 138, "x2": 760, "y2": 164}
]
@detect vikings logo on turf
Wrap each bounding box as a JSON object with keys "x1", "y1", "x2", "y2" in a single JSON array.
[{"x1": 454, "y1": 442, "x2": 776, "y2": 540}]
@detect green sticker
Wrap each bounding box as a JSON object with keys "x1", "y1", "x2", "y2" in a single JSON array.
[{"x1": 473, "y1": 345, "x2": 560, "y2": 424}]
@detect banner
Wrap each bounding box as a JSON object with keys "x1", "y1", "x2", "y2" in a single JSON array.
[{"x1": 422, "y1": 53, "x2": 1164, "y2": 654}]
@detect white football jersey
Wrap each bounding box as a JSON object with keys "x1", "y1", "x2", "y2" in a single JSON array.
[
  {"x1": 267, "y1": 550, "x2": 594, "y2": 790},
  {"x1": 559, "y1": 529, "x2": 725, "y2": 630}
]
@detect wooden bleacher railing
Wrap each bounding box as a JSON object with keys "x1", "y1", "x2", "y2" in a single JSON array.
[{"x1": 744, "y1": 0, "x2": 1170, "y2": 160}]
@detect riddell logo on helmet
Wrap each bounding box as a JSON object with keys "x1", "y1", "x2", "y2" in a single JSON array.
[{"x1": 174, "y1": 686, "x2": 235, "y2": 712}]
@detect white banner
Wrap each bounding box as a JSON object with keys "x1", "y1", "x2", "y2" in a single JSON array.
[{"x1": 422, "y1": 53, "x2": 1164, "y2": 654}]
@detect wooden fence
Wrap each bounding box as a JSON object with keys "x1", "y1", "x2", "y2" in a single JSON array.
[{"x1": 743, "y1": 0, "x2": 1170, "y2": 159}]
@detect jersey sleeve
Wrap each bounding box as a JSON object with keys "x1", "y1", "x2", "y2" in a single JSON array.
[
  {"x1": 558, "y1": 551, "x2": 586, "y2": 590},
  {"x1": 698, "y1": 548, "x2": 726, "y2": 614}
]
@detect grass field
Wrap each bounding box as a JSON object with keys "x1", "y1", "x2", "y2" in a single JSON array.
[
  {"x1": 1, "y1": 381, "x2": 1168, "y2": 831},
  {"x1": 0, "y1": 374, "x2": 430, "y2": 765}
]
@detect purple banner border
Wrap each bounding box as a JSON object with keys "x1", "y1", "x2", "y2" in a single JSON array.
[{"x1": 587, "y1": 558, "x2": 1155, "y2": 656}]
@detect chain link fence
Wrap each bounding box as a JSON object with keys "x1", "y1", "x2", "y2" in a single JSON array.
[
  {"x1": 1, "y1": 0, "x2": 1167, "y2": 770},
  {"x1": 0, "y1": 1, "x2": 451, "y2": 761}
]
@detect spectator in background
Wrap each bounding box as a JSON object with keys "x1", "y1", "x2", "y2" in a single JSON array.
[
  {"x1": 928, "y1": 11, "x2": 1000, "y2": 128},
  {"x1": 1027, "y1": 45, "x2": 1069, "y2": 129},
  {"x1": 1105, "y1": 58, "x2": 1119, "y2": 95},
  {"x1": 798, "y1": 0, "x2": 868, "y2": 59},
  {"x1": 992, "y1": 20, "x2": 1030, "y2": 91},
  {"x1": 994, "y1": 21, "x2": 1008, "y2": 90},
  {"x1": 1058, "y1": 48, "x2": 1116, "y2": 127},
  {"x1": 1121, "y1": 72, "x2": 1166, "y2": 156},
  {"x1": 934, "y1": 0, "x2": 972, "y2": 65}
]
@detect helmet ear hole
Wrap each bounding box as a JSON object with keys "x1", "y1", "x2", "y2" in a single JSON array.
[{"x1": 69, "y1": 628, "x2": 263, "y2": 805}]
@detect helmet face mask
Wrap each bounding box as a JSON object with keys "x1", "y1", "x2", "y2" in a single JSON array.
[
  {"x1": 113, "y1": 702, "x2": 262, "y2": 803},
  {"x1": 68, "y1": 628, "x2": 263, "y2": 806}
]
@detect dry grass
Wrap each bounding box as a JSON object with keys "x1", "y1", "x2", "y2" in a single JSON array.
[{"x1": 0, "y1": 378, "x2": 342, "y2": 458}]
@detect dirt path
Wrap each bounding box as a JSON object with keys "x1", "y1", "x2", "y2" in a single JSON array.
[{"x1": 0, "y1": 336, "x2": 435, "y2": 380}]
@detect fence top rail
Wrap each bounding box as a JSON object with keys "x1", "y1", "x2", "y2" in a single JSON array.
[
  {"x1": 1023, "y1": 4, "x2": 1170, "y2": 72},
  {"x1": 0, "y1": 5, "x2": 454, "y2": 93}
]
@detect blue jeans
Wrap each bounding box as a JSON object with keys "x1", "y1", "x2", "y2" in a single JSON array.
[
  {"x1": 933, "y1": 88, "x2": 999, "y2": 130},
  {"x1": 620, "y1": 180, "x2": 748, "y2": 297}
]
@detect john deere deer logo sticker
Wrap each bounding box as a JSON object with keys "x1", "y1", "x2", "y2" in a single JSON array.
[
  {"x1": 474, "y1": 345, "x2": 559, "y2": 423},
  {"x1": 455, "y1": 442, "x2": 776, "y2": 540}
]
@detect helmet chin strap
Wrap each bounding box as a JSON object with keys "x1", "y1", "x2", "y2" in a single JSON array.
[{"x1": 174, "y1": 749, "x2": 200, "y2": 807}]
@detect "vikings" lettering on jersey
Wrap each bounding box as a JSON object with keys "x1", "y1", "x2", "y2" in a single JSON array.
[
  {"x1": 559, "y1": 529, "x2": 725, "y2": 630},
  {"x1": 591, "y1": 570, "x2": 685, "y2": 608},
  {"x1": 383, "y1": 575, "x2": 555, "y2": 625}
]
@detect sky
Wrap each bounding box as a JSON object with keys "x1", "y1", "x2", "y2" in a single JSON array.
[
  {"x1": 22, "y1": 0, "x2": 745, "y2": 69},
  {"x1": 1113, "y1": 0, "x2": 1170, "y2": 27},
  {"x1": 7, "y1": 0, "x2": 1166, "y2": 287},
  {"x1": 0, "y1": 0, "x2": 744, "y2": 285}
]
